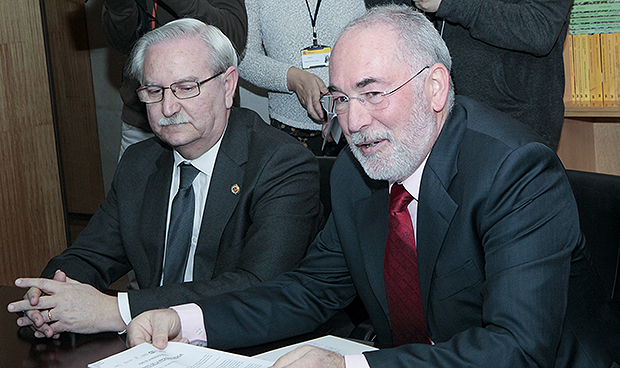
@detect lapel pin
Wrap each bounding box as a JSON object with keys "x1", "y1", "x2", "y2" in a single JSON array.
[{"x1": 231, "y1": 184, "x2": 240, "y2": 195}]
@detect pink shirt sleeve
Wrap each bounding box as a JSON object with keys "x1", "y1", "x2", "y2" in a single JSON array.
[{"x1": 170, "y1": 303, "x2": 208, "y2": 346}]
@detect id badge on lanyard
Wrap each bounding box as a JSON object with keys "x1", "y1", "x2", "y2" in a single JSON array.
[
  {"x1": 301, "y1": 0, "x2": 330, "y2": 69},
  {"x1": 301, "y1": 45, "x2": 331, "y2": 69}
]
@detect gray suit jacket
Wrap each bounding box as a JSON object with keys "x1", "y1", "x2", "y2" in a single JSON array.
[
  {"x1": 195, "y1": 97, "x2": 619, "y2": 367},
  {"x1": 43, "y1": 107, "x2": 322, "y2": 317}
]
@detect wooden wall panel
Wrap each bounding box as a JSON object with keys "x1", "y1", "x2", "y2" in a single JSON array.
[
  {"x1": 558, "y1": 117, "x2": 620, "y2": 176},
  {"x1": 0, "y1": 0, "x2": 67, "y2": 284},
  {"x1": 593, "y1": 120, "x2": 620, "y2": 176},
  {"x1": 42, "y1": 0, "x2": 105, "y2": 215},
  {"x1": 558, "y1": 118, "x2": 596, "y2": 172}
]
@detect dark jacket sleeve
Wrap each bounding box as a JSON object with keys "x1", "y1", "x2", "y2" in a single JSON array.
[
  {"x1": 436, "y1": 0, "x2": 572, "y2": 56},
  {"x1": 102, "y1": 0, "x2": 248, "y2": 55},
  {"x1": 40, "y1": 153, "x2": 137, "y2": 289}
]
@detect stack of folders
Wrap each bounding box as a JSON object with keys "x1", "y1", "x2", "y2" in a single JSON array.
[{"x1": 564, "y1": 0, "x2": 620, "y2": 107}]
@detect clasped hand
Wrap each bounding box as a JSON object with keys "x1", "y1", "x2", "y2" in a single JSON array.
[{"x1": 6, "y1": 270, "x2": 125, "y2": 338}]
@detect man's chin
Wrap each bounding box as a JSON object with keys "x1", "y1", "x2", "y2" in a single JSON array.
[{"x1": 352, "y1": 149, "x2": 387, "y2": 180}]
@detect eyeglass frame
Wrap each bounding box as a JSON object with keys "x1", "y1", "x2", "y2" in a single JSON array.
[
  {"x1": 322, "y1": 65, "x2": 430, "y2": 114},
  {"x1": 136, "y1": 70, "x2": 226, "y2": 104}
]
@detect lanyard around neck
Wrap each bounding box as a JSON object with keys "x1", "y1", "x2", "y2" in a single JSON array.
[
  {"x1": 304, "y1": 0, "x2": 323, "y2": 46},
  {"x1": 151, "y1": 0, "x2": 158, "y2": 29}
]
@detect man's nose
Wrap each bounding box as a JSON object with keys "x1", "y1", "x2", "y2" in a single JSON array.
[
  {"x1": 161, "y1": 89, "x2": 181, "y2": 117},
  {"x1": 344, "y1": 98, "x2": 372, "y2": 133}
]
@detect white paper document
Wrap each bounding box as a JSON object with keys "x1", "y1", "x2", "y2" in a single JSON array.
[
  {"x1": 88, "y1": 342, "x2": 271, "y2": 368},
  {"x1": 253, "y1": 335, "x2": 377, "y2": 362},
  {"x1": 88, "y1": 335, "x2": 376, "y2": 367}
]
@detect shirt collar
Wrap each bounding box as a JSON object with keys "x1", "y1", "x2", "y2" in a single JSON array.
[
  {"x1": 390, "y1": 155, "x2": 428, "y2": 202},
  {"x1": 172, "y1": 126, "x2": 226, "y2": 177}
]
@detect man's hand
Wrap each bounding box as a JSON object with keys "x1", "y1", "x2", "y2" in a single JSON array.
[
  {"x1": 12, "y1": 270, "x2": 66, "y2": 338},
  {"x1": 414, "y1": 0, "x2": 442, "y2": 13},
  {"x1": 7, "y1": 271, "x2": 125, "y2": 337},
  {"x1": 287, "y1": 67, "x2": 328, "y2": 123},
  {"x1": 272, "y1": 345, "x2": 345, "y2": 368},
  {"x1": 126, "y1": 309, "x2": 188, "y2": 349}
]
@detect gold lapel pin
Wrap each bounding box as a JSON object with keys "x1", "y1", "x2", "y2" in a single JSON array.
[{"x1": 231, "y1": 184, "x2": 240, "y2": 195}]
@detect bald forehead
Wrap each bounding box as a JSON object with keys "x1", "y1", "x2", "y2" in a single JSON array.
[
  {"x1": 330, "y1": 24, "x2": 406, "y2": 90},
  {"x1": 143, "y1": 36, "x2": 214, "y2": 85}
]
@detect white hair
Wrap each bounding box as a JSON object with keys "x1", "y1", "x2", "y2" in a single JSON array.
[{"x1": 126, "y1": 18, "x2": 238, "y2": 83}]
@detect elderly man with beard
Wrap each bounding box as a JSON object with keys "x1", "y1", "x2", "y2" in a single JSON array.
[
  {"x1": 8, "y1": 18, "x2": 321, "y2": 339},
  {"x1": 124, "y1": 5, "x2": 619, "y2": 368}
]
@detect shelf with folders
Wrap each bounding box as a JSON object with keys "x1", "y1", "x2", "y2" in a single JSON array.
[{"x1": 563, "y1": 1, "x2": 620, "y2": 117}]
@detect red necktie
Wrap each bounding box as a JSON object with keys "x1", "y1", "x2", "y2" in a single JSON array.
[{"x1": 384, "y1": 183, "x2": 431, "y2": 346}]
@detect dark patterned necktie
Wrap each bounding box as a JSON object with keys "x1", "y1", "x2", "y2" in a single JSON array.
[
  {"x1": 163, "y1": 163, "x2": 199, "y2": 285},
  {"x1": 384, "y1": 183, "x2": 431, "y2": 346}
]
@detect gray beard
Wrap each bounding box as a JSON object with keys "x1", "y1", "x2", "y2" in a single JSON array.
[{"x1": 349, "y1": 95, "x2": 437, "y2": 183}]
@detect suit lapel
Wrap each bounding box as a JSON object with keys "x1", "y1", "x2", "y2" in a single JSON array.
[
  {"x1": 416, "y1": 170, "x2": 457, "y2": 312},
  {"x1": 356, "y1": 180, "x2": 391, "y2": 318},
  {"x1": 416, "y1": 102, "x2": 466, "y2": 319},
  {"x1": 194, "y1": 110, "x2": 248, "y2": 279},
  {"x1": 140, "y1": 145, "x2": 174, "y2": 287}
]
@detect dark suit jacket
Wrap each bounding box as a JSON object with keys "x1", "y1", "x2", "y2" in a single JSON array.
[
  {"x1": 195, "y1": 97, "x2": 619, "y2": 367},
  {"x1": 42, "y1": 108, "x2": 322, "y2": 317}
]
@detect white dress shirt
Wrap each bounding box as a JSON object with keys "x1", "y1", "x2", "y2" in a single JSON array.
[{"x1": 117, "y1": 132, "x2": 224, "y2": 326}]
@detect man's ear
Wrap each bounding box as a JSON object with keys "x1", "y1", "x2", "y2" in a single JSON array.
[
  {"x1": 426, "y1": 63, "x2": 450, "y2": 113},
  {"x1": 223, "y1": 66, "x2": 239, "y2": 109}
]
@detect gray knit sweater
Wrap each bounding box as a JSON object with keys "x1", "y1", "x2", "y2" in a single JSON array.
[
  {"x1": 435, "y1": 0, "x2": 572, "y2": 150},
  {"x1": 238, "y1": 0, "x2": 366, "y2": 130}
]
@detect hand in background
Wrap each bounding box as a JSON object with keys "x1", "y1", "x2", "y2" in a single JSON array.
[
  {"x1": 7, "y1": 271, "x2": 125, "y2": 337},
  {"x1": 126, "y1": 309, "x2": 187, "y2": 349},
  {"x1": 272, "y1": 345, "x2": 345, "y2": 368},
  {"x1": 287, "y1": 67, "x2": 328, "y2": 123},
  {"x1": 414, "y1": 0, "x2": 442, "y2": 13}
]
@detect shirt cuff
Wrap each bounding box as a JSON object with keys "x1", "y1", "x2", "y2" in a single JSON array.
[
  {"x1": 171, "y1": 303, "x2": 208, "y2": 346},
  {"x1": 117, "y1": 292, "x2": 132, "y2": 326},
  {"x1": 345, "y1": 354, "x2": 371, "y2": 368}
]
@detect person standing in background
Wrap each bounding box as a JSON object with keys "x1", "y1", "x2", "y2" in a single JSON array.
[
  {"x1": 414, "y1": 0, "x2": 572, "y2": 151},
  {"x1": 237, "y1": 0, "x2": 366, "y2": 156},
  {"x1": 102, "y1": 0, "x2": 247, "y2": 156}
]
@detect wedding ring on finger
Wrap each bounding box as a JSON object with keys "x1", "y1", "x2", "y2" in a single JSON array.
[{"x1": 47, "y1": 309, "x2": 52, "y2": 322}]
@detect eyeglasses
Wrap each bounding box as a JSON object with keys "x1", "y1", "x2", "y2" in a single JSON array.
[
  {"x1": 136, "y1": 70, "x2": 225, "y2": 104},
  {"x1": 321, "y1": 66, "x2": 430, "y2": 115}
]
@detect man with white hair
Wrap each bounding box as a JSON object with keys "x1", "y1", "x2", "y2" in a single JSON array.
[{"x1": 8, "y1": 18, "x2": 321, "y2": 339}]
